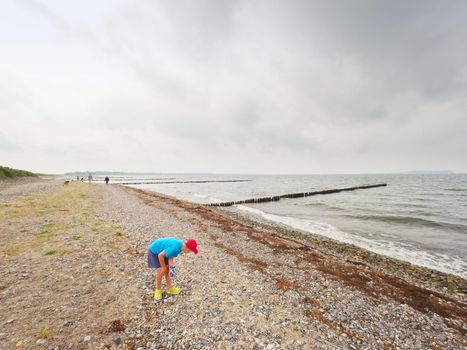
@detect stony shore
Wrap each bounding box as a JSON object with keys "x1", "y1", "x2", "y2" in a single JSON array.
[{"x1": 1, "y1": 179, "x2": 466, "y2": 349}]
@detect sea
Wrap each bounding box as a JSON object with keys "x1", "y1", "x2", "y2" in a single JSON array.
[{"x1": 91, "y1": 173, "x2": 467, "y2": 279}]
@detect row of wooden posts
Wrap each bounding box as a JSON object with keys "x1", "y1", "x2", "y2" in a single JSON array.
[
  {"x1": 120, "y1": 179, "x2": 252, "y2": 185},
  {"x1": 206, "y1": 183, "x2": 387, "y2": 207}
]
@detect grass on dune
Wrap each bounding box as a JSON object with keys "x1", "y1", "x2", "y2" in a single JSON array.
[{"x1": 0, "y1": 165, "x2": 37, "y2": 179}]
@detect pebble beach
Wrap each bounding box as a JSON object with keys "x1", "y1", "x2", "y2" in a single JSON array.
[{"x1": 1, "y1": 179, "x2": 466, "y2": 349}]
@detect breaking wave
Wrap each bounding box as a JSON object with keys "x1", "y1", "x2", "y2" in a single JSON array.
[{"x1": 236, "y1": 205, "x2": 467, "y2": 279}]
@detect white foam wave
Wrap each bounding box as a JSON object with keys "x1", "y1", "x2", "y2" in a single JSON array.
[{"x1": 237, "y1": 205, "x2": 467, "y2": 279}]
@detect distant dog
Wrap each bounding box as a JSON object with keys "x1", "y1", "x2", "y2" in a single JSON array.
[{"x1": 64, "y1": 180, "x2": 70, "y2": 185}]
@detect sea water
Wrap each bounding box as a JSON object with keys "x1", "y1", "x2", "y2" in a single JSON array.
[{"x1": 123, "y1": 173, "x2": 467, "y2": 279}]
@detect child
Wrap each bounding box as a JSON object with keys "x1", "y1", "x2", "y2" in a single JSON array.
[{"x1": 148, "y1": 237, "x2": 198, "y2": 300}]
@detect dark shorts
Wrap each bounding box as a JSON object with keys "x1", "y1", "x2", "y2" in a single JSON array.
[{"x1": 148, "y1": 250, "x2": 169, "y2": 268}]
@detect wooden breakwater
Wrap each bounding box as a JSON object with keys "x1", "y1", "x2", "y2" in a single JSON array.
[
  {"x1": 120, "y1": 179, "x2": 252, "y2": 185},
  {"x1": 206, "y1": 183, "x2": 387, "y2": 207}
]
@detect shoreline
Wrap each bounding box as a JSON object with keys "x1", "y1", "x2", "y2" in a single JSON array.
[
  {"x1": 231, "y1": 204, "x2": 467, "y2": 280},
  {"x1": 127, "y1": 176, "x2": 467, "y2": 281},
  {"x1": 219, "y1": 205, "x2": 467, "y2": 297},
  {"x1": 130, "y1": 185, "x2": 466, "y2": 297}
]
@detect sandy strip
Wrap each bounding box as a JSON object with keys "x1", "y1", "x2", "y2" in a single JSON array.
[{"x1": 1, "y1": 179, "x2": 466, "y2": 349}]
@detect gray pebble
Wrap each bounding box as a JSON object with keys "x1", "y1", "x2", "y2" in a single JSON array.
[
  {"x1": 83, "y1": 335, "x2": 91, "y2": 342},
  {"x1": 36, "y1": 338, "x2": 47, "y2": 346},
  {"x1": 437, "y1": 335, "x2": 447, "y2": 342}
]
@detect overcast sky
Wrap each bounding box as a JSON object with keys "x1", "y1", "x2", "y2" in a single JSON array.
[{"x1": 1, "y1": 0, "x2": 466, "y2": 174}]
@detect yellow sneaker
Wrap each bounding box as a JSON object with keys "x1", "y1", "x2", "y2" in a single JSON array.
[
  {"x1": 154, "y1": 289, "x2": 163, "y2": 300},
  {"x1": 166, "y1": 286, "x2": 181, "y2": 295}
]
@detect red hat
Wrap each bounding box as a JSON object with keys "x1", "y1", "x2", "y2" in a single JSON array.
[{"x1": 185, "y1": 239, "x2": 198, "y2": 254}]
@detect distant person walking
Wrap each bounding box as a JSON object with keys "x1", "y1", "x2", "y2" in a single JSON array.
[
  {"x1": 76, "y1": 176, "x2": 79, "y2": 181},
  {"x1": 88, "y1": 173, "x2": 92, "y2": 183},
  {"x1": 105, "y1": 176, "x2": 110, "y2": 185}
]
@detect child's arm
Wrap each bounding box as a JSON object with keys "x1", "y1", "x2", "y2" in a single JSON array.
[{"x1": 158, "y1": 251, "x2": 167, "y2": 269}]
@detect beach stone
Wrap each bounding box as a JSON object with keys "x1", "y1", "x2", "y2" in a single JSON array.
[
  {"x1": 437, "y1": 335, "x2": 447, "y2": 342},
  {"x1": 36, "y1": 338, "x2": 47, "y2": 346},
  {"x1": 83, "y1": 335, "x2": 91, "y2": 342}
]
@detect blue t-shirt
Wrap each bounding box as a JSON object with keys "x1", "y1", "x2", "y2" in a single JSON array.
[{"x1": 149, "y1": 237, "x2": 183, "y2": 258}]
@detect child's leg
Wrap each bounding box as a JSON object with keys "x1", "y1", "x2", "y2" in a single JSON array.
[
  {"x1": 164, "y1": 267, "x2": 172, "y2": 290},
  {"x1": 155, "y1": 268, "x2": 163, "y2": 290}
]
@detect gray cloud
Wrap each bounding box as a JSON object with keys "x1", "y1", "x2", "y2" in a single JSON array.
[{"x1": 1, "y1": 0, "x2": 466, "y2": 173}]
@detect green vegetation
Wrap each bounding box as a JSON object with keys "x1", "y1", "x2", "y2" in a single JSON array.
[
  {"x1": 38, "y1": 325, "x2": 49, "y2": 339},
  {"x1": 44, "y1": 248, "x2": 70, "y2": 256},
  {"x1": 44, "y1": 249, "x2": 58, "y2": 256},
  {"x1": 5, "y1": 242, "x2": 29, "y2": 256},
  {"x1": 0, "y1": 166, "x2": 37, "y2": 179},
  {"x1": 37, "y1": 230, "x2": 51, "y2": 239}
]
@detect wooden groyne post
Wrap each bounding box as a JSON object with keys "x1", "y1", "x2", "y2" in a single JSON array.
[{"x1": 206, "y1": 183, "x2": 387, "y2": 207}]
